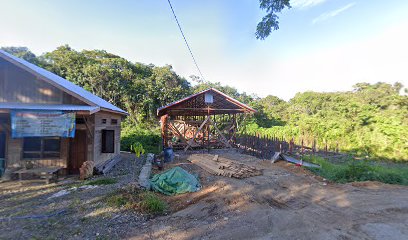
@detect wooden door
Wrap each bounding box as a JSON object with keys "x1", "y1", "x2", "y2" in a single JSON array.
[{"x1": 69, "y1": 130, "x2": 87, "y2": 174}]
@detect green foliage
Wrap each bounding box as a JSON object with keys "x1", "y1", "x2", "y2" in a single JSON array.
[
  {"x1": 248, "y1": 82, "x2": 408, "y2": 161},
  {"x1": 1, "y1": 46, "x2": 40, "y2": 64},
  {"x1": 37, "y1": 45, "x2": 192, "y2": 123},
  {"x1": 307, "y1": 157, "x2": 408, "y2": 185},
  {"x1": 105, "y1": 194, "x2": 128, "y2": 208},
  {"x1": 105, "y1": 189, "x2": 166, "y2": 214},
  {"x1": 85, "y1": 178, "x2": 117, "y2": 186},
  {"x1": 139, "y1": 192, "x2": 167, "y2": 214},
  {"x1": 121, "y1": 121, "x2": 161, "y2": 154},
  {"x1": 256, "y1": 0, "x2": 291, "y2": 39},
  {"x1": 130, "y1": 142, "x2": 145, "y2": 158}
]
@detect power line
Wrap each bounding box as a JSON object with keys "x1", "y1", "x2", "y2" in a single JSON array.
[{"x1": 166, "y1": 0, "x2": 206, "y2": 81}]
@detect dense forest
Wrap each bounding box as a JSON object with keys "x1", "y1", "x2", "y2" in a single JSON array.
[{"x1": 2, "y1": 46, "x2": 407, "y2": 161}]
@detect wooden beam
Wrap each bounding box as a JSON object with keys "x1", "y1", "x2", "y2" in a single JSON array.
[
  {"x1": 168, "y1": 121, "x2": 189, "y2": 145},
  {"x1": 210, "y1": 119, "x2": 232, "y2": 148},
  {"x1": 184, "y1": 115, "x2": 210, "y2": 151}
]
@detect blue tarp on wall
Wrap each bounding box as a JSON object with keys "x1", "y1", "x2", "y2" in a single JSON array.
[{"x1": 11, "y1": 110, "x2": 76, "y2": 138}]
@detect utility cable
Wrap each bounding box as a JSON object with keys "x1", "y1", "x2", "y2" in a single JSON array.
[{"x1": 166, "y1": 0, "x2": 206, "y2": 81}]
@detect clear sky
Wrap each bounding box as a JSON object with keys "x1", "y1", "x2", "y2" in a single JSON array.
[{"x1": 1, "y1": 0, "x2": 408, "y2": 100}]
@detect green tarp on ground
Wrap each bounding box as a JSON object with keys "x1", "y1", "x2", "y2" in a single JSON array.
[{"x1": 150, "y1": 167, "x2": 201, "y2": 195}]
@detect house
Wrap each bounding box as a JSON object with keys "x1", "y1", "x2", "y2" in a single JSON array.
[
  {"x1": 0, "y1": 50, "x2": 127, "y2": 179},
  {"x1": 157, "y1": 88, "x2": 256, "y2": 150}
]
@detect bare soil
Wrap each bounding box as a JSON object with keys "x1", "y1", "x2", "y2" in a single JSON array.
[
  {"x1": 0, "y1": 153, "x2": 147, "y2": 240},
  {"x1": 131, "y1": 150, "x2": 408, "y2": 240},
  {"x1": 1, "y1": 150, "x2": 407, "y2": 240}
]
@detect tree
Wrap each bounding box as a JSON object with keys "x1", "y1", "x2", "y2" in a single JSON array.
[
  {"x1": 256, "y1": 0, "x2": 291, "y2": 40},
  {"x1": 1, "y1": 46, "x2": 40, "y2": 64}
]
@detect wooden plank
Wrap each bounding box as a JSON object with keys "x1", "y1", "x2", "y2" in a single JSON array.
[
  {"x1": 188, "y1": 154, "x2": 262, "y2": 179},
  {"x1": 271, "y1": 152, "x2": 281, "y2": 163},
  {"x1": 281, "y1": 154, "x2": 321, "y2": 168}
]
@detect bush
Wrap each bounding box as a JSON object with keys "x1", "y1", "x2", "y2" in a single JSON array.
[
  {"x1": 307, "y1": 156, "x2": 408, "y2": 185},
  {"x1": 121, "y1": 122, "x2": 161, "y2": 154}
]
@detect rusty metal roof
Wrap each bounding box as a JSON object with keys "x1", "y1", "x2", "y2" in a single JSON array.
[{"x1": 157, "y1": 88, "x2": 256, "y2": 117}]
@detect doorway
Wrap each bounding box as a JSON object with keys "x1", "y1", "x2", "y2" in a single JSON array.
[{"x1": 68, "y1": 130, "x2": 87, "y2": 174}]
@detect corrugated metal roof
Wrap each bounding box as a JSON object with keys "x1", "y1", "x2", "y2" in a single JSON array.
[
  {"x1": 0, "y1": 50, "x2": 127, "y2": 115},
  {"x1": 0, "y1": 103, "x2": 100, "y2": 113}
]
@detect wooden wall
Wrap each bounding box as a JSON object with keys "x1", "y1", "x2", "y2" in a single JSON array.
[
  {"x1": 1, "y1": 111, "x2": 123, "y2": 174},
  {"x1": 1, "y1": 119, "x2": 69, "y2": 170},
  {"x1": 0, "y1": 57, "x2": 85, "y2": 105}
]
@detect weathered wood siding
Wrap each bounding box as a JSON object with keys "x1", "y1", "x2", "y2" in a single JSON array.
[
  {"x1": 93, "y1": 111, "x2": 122, "y2": 167},
  {"x1": 2, "y1": 130, "x2": 69, "y2": 169},
  {"x1": 0, "y1": 57, "x2": 85, "y2": 105}
]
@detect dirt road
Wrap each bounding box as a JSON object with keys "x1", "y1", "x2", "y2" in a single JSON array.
[{"x1": 128, "y1": 152, "x2": 408, "y2": 240}]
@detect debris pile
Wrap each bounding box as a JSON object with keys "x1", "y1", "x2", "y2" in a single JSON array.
[{"x1": 188, "y1": 154, "x2": 262, "y2": 179}]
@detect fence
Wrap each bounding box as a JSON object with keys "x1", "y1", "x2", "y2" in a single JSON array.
[{"x1": 232, "y1": 133, "x2": 339, "y2": 160}]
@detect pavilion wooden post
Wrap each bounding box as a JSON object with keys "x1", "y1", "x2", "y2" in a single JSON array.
[{"x1": 160, "y1": 114, "x2": 169, "y2": 147}]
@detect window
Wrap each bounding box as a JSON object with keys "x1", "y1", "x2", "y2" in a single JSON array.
[
  {"x1": 111, "y1": 119, "x2": 118, "y2": 125},
  {"x1": 23, "y1": 137, "x2": 61, "y2": 159},
  {"x1": 76, "y1": 118, "x2": 86, "y2": 124},
  {"x1": 101, "y1": 130, "x2": 115, "y2": 153},
  {"x1": 102, "y1": 119, "x2": 107, "y2": 124}
]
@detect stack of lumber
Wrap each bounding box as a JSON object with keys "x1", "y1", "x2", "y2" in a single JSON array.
[{"x1": 187, "y1": 154, "x2": 262, "y2": 179}]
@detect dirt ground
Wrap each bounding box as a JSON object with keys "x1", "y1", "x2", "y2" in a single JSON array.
[
  {"x1": 1, "y1": 150, "x2": 408, "y2": 240},
  {"x1": 0, "y1": 153, "x2": 147, "y2": 240}
]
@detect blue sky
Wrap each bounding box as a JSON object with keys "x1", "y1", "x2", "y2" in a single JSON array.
[{"x1": 1, "y1": 0, "x2": 408, "y2": 99}]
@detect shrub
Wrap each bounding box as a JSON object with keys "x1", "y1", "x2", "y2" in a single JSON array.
[{"x1": 121, "y1": 123, "x2": 161, "y2": 154}]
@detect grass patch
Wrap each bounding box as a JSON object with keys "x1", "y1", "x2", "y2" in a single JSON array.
[
  {"x1": 84, "y1": 178, "x2": 117, "y2": 186},
  {"x1": 106, "y1": 194, "x2": 129, "y2": 208},
  {"x1": 104, "y1": 188, "x2": 167, "y2": 214},
  {"x1": 306, "y1": 156, "x2": 408, "y2": 185},
  {"x1": 139, "y1": 192, "x2": 167, "y2": 214}
]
